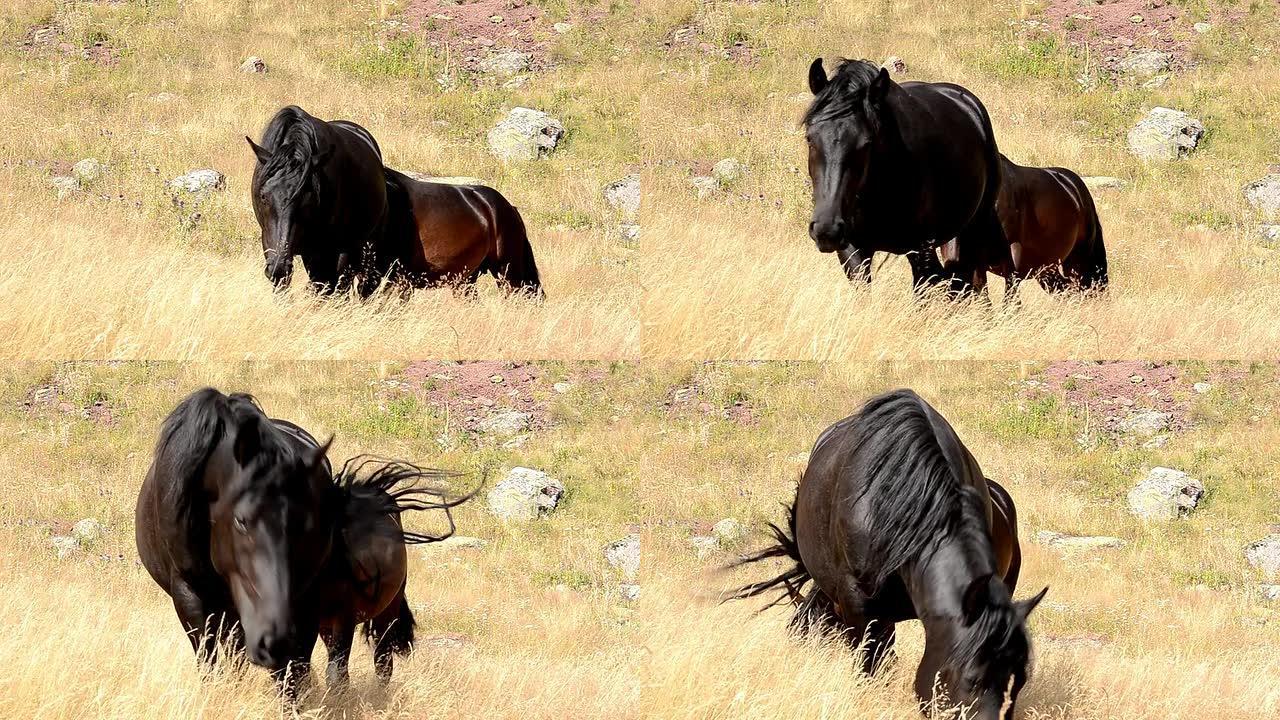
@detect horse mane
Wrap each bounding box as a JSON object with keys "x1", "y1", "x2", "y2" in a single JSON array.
[
  {"x1": 258, "y1": 105, "x2": 319, "y2": 201},
  {"x1": 803, "y1": 58, "x2": 885, "y2": 127},
  {"x1": 331, "y1": 456, "x2": 478, "y2": 544},
  {"x1": 845, "y1": 388, "x2": 988, "y2": 591}
]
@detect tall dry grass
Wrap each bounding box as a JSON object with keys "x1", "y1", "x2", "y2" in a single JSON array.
[
  {"x1": 636, "y1": 0, "x2": 1280, "y2": 359},
  {"x1": 1, "y1": 361, "x2": 1278, "y2": 719}
]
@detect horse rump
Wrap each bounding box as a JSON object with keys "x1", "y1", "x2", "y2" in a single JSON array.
[
  {"x1": 363, "y1": 589, "x2": 416, "y2": 658},
  {"x1": 483, "y1": 190, "x2": 544, "y2": 300}
]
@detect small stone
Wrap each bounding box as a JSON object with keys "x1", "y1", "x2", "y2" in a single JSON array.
[
  {"x1": 1127, "y1": 107, "x2": 1205, "y2": 161},
  {"x1": 1259, "y1": 584, "x2": 1280, "y2": 601},
  {"x1": 420, "y1": 633, "x2": 473, "y2": 650},
  {"x1": 603, "y1": 174, "x2": 641, "y2": 222},
  {"x1": 475, "y1": 409, "x2": 531, "y2": 436},
  {"x1": 1117, "y1": 50, "x2": 1171, "y2": 81},
  {"x1": 49, "y1": 176, "x2": 78, "y2": 199},
  {"x1": 489, "y1": 14, "x2": 503, "y2": 23},
  {"x1": 1035, "y1": 530, "x2": 1127, "y2": 552},
  {"x1": 603, "y1": 534, "x2": 641, "y2": 581},
  {"x1": 50, "y1": 536, "x2": 79, "y2": 559},
  {"x1": 617, "y1": 583, "x2": 641, "y2": 602},
  {"x1": 73, "y1": 518, "x2": 105, "y2": 545},
  {"x1": 1116, "y1": 409, "x2": 1171, "y2": 437},
  {"x1": 712, "y1": 158, "x2": 745, "y2": 186},
  {"x1": 1128, "y1": 467, "x2": 1205, "y2": 520},
  {"x1": 1082, "y1": 176, "x2": 1128, "y2": 191},
  {"x1": 1129, "y1": 374, "x2": 1144, "y2": 384},
  {"x1": 1193, "y1": 22, "x2": 1213, "y2": 34},
  {"x1": 1245, "y1": 535, "x2": 1280, "y2": 578},
  {"x1": 168, "y1": 169, "x2": 226, "y2": 195},
  {"x1": 487, "y1": 107, "x2": 565, "y2": 162},
  {"x1": 1192, "y1": 382, "x2": 1212, "y2": 394},
  {"x1": 1130, "y1": 14, "x2": 1143, "y2": 23},
  {"x1": 712, "y1": 518, "x2": 746, "y2": 546},
  {"x1": 477, "y1": 50, "x2": 531, "y2": 77},
  {"x1": 490, "y1": 374, "x2": 504, "y2": 383},
  {"x1": 73, "y1": 158, "x2": 105, "y2": 186},
  {"x1": 689, "y1": 175, "x2": 717, "y2": 199},
  {"x1": 618, "y1": 224, "x2": 640, "y2": 243},
  {"x1": 1258, "y1": 225, "x2": 1280, "y2": 245},
  {"x1": 552, "y1": 382, "x2": 573, "y2": 394},
  {"x1": 553, "y1": 22, "x2": 574, "y2": 34},
  {"x1": 881, "y1": 55, "x2": 907, "y2": 74},
  {"x1": 240, "y1": 56, "x2": 267, "y2": 73},
  {"x1": 1243, "y1": 175, "x2": 1280, "y2": 221},
  {"x1": 487, "y1": 467, "x2": 564, "y2": 521},
  {"x1": 689, "y1": 535, "x2": 718, "y2": 559}
]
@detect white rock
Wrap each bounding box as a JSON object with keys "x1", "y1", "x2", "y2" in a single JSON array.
[
  {"x1": 49, "y1": 176, "x2": 78, "y2": 199},
  {"x1": 603, "y1": 174, "x2": 640, "y2": 221},
  {"x1": 1117, "y1": 50, "x2": 1171, "y2": 80},
  {"x1": 603, "y1": 534, "x2": 640, "y2": 581},
  {"x1": 689, "y1": 175, "x2": 717, "y2": 199},
  {"x1": 487, "y1": 467, "x2": 564, "y2": 521},
  {"x1": 617, "y1": 583, "x2": 641, "y2": 602},
  {"x1": 73, "y1": 158, "x2": 105, "y2": 185},
  {"x1": 50, "y1": 536, "x2": 79, "y2": 559},
  {"x1": 1036, "y1": 530, "x2": 1126, "y2": 553},
  {"x1": 476, "y1": 410, "x2": 532, "y2": 436},
  {"x1": 552, "y1": 382, "x2": 573, "y2": 394},
  {"x1": 712, "y1": 158, "x2": 745, "y2": 186},
  {"x1": 477, "y1": 50, "x2": 531, "y2": 77},
  {"x1": 689, "y1": 535, "x2": 718, "y2": 559},
  {"x1": 72, "y1": 518, "x2": 105, "y2": 545},
  {"x1": 1259, "y1": 225, "x2": 1280, "y2": 245},
  {"x1": 1259, "y1": 584, "x2": 1280, "y2": 601},
  {"x1": 618, "y1": 224, "x2": 640, "y2": 243},
  {"x1": 1116, "y1": 409, "x2": 1171, "y2": 437},
  {"x1": 1082, "y1": 176, "x2": 1128, "y2": 191},
  {"x1": 881, "y1": 55, "x2": 907, "y2": 74},
  {"x1": 1243, "y1": 175, "x2": 1280, "y2": 221},
  {"x1": 553, "y1": 22, "x2": 574, "y2": 34},
  {"x1": 1245, "y1": 535, "x2": 1280, "y2": 578},
  {"x1": 487, "y1": 107, "x2": 564, "y2": 162},
  {"x1": 1192, "y1": 382, "x2": 1212, "y2": 394},
  {"x1": 1127, "y1": 107, "x2": 1205, "y2": 161},
  {"x1": 240, "y1": 56, "x2": 267, "y2": 73},
  {"x1": 713, "y1": 518, "x2": 746, "y2": 546},
  {"x1": 169, "y1": 169, "x2": 226, "y2": 195},
  {"x1": 1193, "y1": 22, "x2": 1213, "y2": 34},
  {"x1": 1128, "y1": 467, "x2": 1205, "y2": 520}
]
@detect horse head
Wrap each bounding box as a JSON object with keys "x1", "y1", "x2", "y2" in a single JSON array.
[
  {"x1": 917, "y1": 574, "x2": 1048, "y2": 720},
  {"x1": 803, "y1": 58, "x2": 899, "y2": 263},
  {"x1": 208, "y1": 411, "x2": 336, "y2": 670},
  {"x1": 247, "y1": 114, "x2": 333, "y2": 290}
]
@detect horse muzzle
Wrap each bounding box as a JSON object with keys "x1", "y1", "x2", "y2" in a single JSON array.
[
  {"x1": 809, "y1": 218, "x2": 848, "y2": 253},
  {"x1": 265, "y1": 260, "x2": 293, "y2": 290}
]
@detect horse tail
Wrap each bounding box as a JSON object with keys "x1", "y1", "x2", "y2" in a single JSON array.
[
  {"x1": 363, "y1": 585, "x2": 416, "y2": 657},
  {"x1": 483, "y1": 190, "x2": 544, "y2": 300},
  {"x1": 332, "y1": 456, "x2": 481, "y2": 544},
  {"x1": 722, "y1": 499, "x2": 811, "y2": 608},
  {"x1": 846, "y1": 389, "x2": 983, "y2": 591},
  {"x1": 1063, "y1": 175, "x2": 1108, "y2": 292}
]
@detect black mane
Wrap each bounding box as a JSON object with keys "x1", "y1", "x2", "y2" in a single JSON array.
[
  {"x1": 332, "y1": 456, "x2": 477, "y2": 544},
  {"x1": 257, "y1": 105, "x2": 319, "y2": 201},
  {"x1": 803, "y1": 58, "x2": 885, "y2": 126}
]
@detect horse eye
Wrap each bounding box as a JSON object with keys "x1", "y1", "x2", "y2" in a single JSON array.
[{"x1": 233, "y1": 516, "x2": 247, "y2": 533}]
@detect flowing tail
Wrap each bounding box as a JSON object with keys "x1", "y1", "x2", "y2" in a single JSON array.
[{"x1": 1079, "y1": 207, "x2": 1108, "y2": 291}]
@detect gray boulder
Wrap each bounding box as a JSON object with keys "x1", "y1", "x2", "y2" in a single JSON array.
[
  {"x1": 603, "y1": 174, "x2": 640, "y2": 222},
  {"x1": 1245, "y1": 535, "x2": 1280, "y2": 578},
  {"x1": 73, "y1": 158, "x2": 105, "y2": 186},
  {"x1": 1116, "y1": 409, "x2": 1171, "y2": 437},
  {"x1": 50, "y1": 536, "x2": 80, "y2": 559},
  {"x1": 49, "y1": 176, "x2": 78, "y2": 199},
  {"x1": 478, "y1": 50, "x2": 531, "y2": 78},
  {"x1": 603, "y1": 534, "x2": 640, "y2": 581},
  {"x1": 1127, "y1": 108, "x2": 1205, "y2": 161},
  {"x1": 689, "y1": 175, "x2": 717, "y2": 199},
  {"x1": 240, "y1": 56, "x2": 267, "y2": 73},
  {"x1": 169, "y1": 169, "x2": 226, "y2": 195},
  {"x1": 1128, "y1": 467, "x2": 1204, "y2": 520},
  {"x1": 1243, "y1": 175, "x2": 1280, "y2": 220},
  {"x1": 73, "y1": 518, "x2": 105, "y2": 545},
  {"x1": 713, "y1": 158, "x2": 745, "y2": 186},
  {"x1": 1117, "y1": 50, "x2": 1171, "y2": 81},
  {"x1": 476, "y1": 410, "x2": 532, "y2": 436},
  {"x1": 487, "y1": 107, "x2": 564, "y2": 162},
  {"x1": 487, "y1": 467, "x2": 564, "y2": 520}
]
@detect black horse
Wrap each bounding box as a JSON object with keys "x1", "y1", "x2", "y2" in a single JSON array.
[
  {"x1": 729, "y1": 389, "x2": 1046, "y2": 719},
  {"x1": 135, "y1": 388, "x2": 472, "y2": 699},
  {"x1": 804, "y1": 59, "x2": 1003, "y2": 297},
  {"x1": 247, "y1": 105, "x2": 389, "y2": 296}
]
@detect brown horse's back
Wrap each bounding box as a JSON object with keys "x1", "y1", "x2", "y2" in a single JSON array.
[{"x1": 996, "y1": 160, "x2": 1089, "y2": 272}]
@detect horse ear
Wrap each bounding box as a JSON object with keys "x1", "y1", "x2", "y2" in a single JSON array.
[
  {"x1": 1015, "y1": 586, "x2": 1049, "y2": 622},
  {"x1": 808, "y1": 58, "x2": 828, "y2": 94},
  {"x1": 961, "y1": 573, "x2": 998, "y2": 625},
  {"x1": 245, "y1": 136, "x2": 271, "y2": 164},
  {"x1": 307, "y1": 436, "x2": 333, "y2": 470},
  {"x1": 232, "y1": 414, "x2": 262, "y2": 467},
  {"x1": 868, "y1": 67, "x2": 891, "y2": 103}
]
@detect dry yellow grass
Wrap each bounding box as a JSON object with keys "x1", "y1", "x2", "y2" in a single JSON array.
[
  {"x1": 637, "y1": 0, "x2": 1280, "y2": 359},
  {"x1": 1, "y1": 361, "x2": 1278, "y2": 719},
  {"x1": 0, "y1": 0, "x2": 640, "y2": 359}
]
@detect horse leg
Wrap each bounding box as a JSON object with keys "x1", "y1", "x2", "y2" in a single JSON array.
[
  {"x1": 301, "y1": 253, "x2": 338, "y2": 296},
  {"x1": 836, "y1": 245, "x2": 872, "y2": 284},
  {"x1": 856, "y1": 620, "x2": 897, "y2": 675},
  {"x1": 367, "y1": 589, "x2": 415, "y2": 684},
  {"x1": 170, "y1": 579, "x2": 232, "y2": 668},
  {"x1": 274, "y1": 624, "x2": 318, "y2": 704},
  {"x1": 907, "y1": 248, "x2": 947, "y2": 294},
  {"x1": 788, "y1": 588, "x2": 844, "y2": 638},
  {"x1": 321, "y1": 620, "x2": 356, "y2": 693}
]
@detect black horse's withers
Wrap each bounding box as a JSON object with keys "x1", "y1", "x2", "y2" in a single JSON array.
[{"x1": 804, "y1": 59, "x2": 1004, "y2": 296}]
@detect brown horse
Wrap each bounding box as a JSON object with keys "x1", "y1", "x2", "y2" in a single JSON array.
[
  {"x1": 372, "y1": 168, "x2": 544, "y2": 300},
  {"x1": 729, "y1": 389, "x2": 1045, "y2": 719},
  {"x1": 941, "y1": 154, "x2": 1107, "y2": 303},
  {"x1": 135, "y1": 389, "x2": 472, "y2": 700}
]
